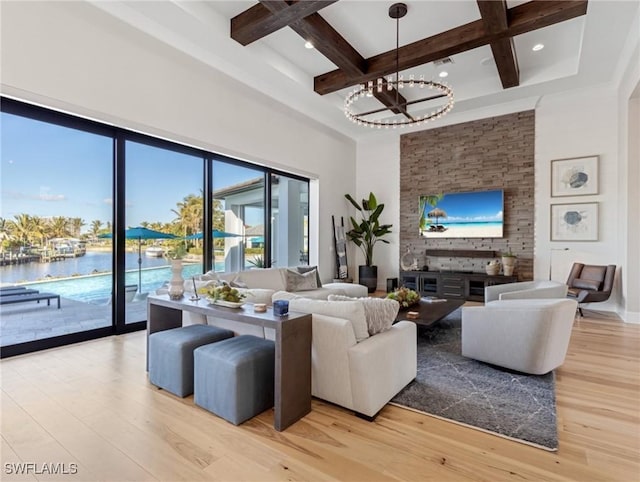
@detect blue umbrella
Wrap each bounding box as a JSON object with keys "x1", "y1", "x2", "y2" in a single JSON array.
[
  {"x1": 99, "y1": 227, "x2": 177, "y2": 293},
  {"x1": 185, "y1": 230, "x2": 242, "y2": 240}
]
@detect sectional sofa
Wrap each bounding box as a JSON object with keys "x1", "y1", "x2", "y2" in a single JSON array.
[{"x1": 157, "y1": 267, "x2": 417, "y2": 418}]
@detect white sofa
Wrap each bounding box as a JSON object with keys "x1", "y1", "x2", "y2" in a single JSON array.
[
  {"x1": 163, "y1": 269, "x2": 415, "y2": 418},
  {"x1": 485, "y1": 280, "x2": 568, "y2": 302},
  {"x1": 165, "y1": 267, "x2": 367, "y2": 302},
  {"x1": 461, "y1": 299, "x2": 578, "y2": 375},
  {"x1": 163, "y1": 267, "x2": 368, "y2": 337},
  {"x1": 289, "y1": 298, "x2": 417, "y2": 418}
]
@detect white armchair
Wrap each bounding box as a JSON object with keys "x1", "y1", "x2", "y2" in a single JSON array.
[
  {"x1": 485, "y1": 280, "x2": 568, "y2": 302},
  {"x1": 289, "y1": 298, "x2": 417, "y2": 418},
  {"x1": 462, "y1": 299, "x2": 578, "y2": 375}
]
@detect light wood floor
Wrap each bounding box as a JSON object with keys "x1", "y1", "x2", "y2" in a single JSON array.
[{"x1": 1, "y1": 310, "x2": 638, "y2": 481}]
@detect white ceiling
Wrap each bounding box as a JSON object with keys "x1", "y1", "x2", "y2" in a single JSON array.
[{"x1": 91, "y1": 0, "x2": 639, "y2": 140}]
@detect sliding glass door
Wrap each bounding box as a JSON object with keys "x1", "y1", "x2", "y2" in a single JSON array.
[
  {"x1": 124, "y1": 140, "x2": 204, "y2": 324},
  {"x1": 0, "y1": 108, "x2": 113, "y2": 351},
  {"x1": 1, "y1": 98, "x2": 312, "y2": 357}
]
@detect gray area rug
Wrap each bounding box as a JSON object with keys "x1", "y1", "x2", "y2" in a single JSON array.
[{"x1": 391, "y1": 309, "x2": 558, "y2": 451}]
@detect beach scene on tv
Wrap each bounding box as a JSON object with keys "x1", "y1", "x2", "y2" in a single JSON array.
[{"x1": 419, "y1": 190, "x2": 504, "y2": 238}]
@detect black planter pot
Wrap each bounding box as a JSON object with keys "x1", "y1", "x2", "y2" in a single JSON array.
[{"x1": 359, "y1": 265, "x2": 378, "y2": 293}]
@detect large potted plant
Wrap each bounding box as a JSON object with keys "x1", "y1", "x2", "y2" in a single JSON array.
[{"x1": 345, "y1": 192, "x2": 393, "y2": 292}]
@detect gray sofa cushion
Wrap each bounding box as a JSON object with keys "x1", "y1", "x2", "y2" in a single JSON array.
[
  {"x1": 296, "y1": 266, "x2": 322, "y2": 287},
  {"x1": 285, "y1": 269, "x2": 319, "y2": 291}
]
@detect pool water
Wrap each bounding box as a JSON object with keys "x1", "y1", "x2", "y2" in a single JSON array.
[{"x1": 21, "y1": 263, "x2": 208, "y2": 303}]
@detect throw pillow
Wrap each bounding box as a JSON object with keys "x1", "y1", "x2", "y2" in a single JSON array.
[
  {"x1": 236, "y1": 288, "x2": 275, "y2": 305},
  {"x1": 572, "y1": 278, "x2": 601, "y2": 291},
  {"x1": 289, "y1": 298, "x2": 369, "y2": 342},
  {"x1": 328, "y1": 295, "x2": 399, "y2": 336},
  {"x1": 229, "y1": 275, "x2": 248, "y2": 289},
  {"x1": 296, "y1": 266, "x2": 322, "y2": 287},
  {"x1": 200, "y1": 270, "x2": 220, "y2": 282},
  {"x1": 285, "y1": 269, "x2": 318, "y2": 292},
  {"x1": 272, "y1": 290, "x2": 303, "y2": 302}
]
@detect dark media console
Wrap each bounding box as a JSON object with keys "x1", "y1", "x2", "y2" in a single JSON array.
[{"x1": 400, "y1": 270, "x2": 517, "y2": 302}]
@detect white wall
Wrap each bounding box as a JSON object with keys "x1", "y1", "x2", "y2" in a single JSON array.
[
  {"x1": 0, "y1": 1, "x2": 356, "y2": 282},
  {"x1": 617, "y1": 40, "x2": 640, "y2": 323},
  {"x1": 357, "y1": 87, "x2": 633, "y2": 317},
  {"x1": 354, "y1": 136, "x2": 400, "y2": 290},
  {"x1": 535, "y1": 86, "x2": 622, "y2": 314}
]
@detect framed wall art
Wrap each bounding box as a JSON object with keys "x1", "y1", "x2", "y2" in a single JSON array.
[
  {"x1": 550, "y1": 202, "x2": 598, "y2": 241},
  {"x1": 551, "y1": 155, "x2": 599, "y2": 197}
]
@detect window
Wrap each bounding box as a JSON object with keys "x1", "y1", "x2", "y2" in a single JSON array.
[
  {"x1": 0, "y1": 98, "x2": 311, "y2": 357},
  {"x1": 124, "y1": 140, "x2": 203, "y2": 324},
  {"x1": 212, "y1": 160, "x2": 265, "y2": 271},
  {"x1": 1, "y1": 109, "x2": 113, "y2": 349},
  {"x1": 270, "y1": 174, "x2": 309, "y2": 268}
]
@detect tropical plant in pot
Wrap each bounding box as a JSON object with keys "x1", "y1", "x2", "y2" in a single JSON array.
[{"x1": 345, "y1": 192, "x2": 392, "y2": 293}]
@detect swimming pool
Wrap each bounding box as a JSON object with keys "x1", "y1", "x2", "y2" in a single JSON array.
[{"x1": 20, "y1": 263, "x2": 207, "y2": 303}]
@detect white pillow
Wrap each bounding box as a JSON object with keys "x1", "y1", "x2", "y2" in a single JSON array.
[
  {"x1": 200, "y1": 270, "x2": 220, "y2": 282},
  {"x1": 184, "y1": 279, "x2": 217, "y2": 293},
  {"x1": 272, "y1": 290, "x2": 303, "y2": 302},
  {"x1": 237, "y1": 288, "x2": 275, "y2": 305},
  {"x1": 289, "y1": 298, "x2": 369, "y2": 343},
  {"x1": 328, "y1": 295, "x2": 399, "y2": 336}
]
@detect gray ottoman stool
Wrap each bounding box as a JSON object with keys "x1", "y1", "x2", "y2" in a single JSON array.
[
  {"x1": 194, "y1": 335, "x2": 275, "y2": 425},
  {"x1": 149, "y1": 324, "x2": 234, "y2": 397}
]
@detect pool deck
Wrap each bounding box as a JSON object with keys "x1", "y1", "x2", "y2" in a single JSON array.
[{"x1": 0, "y1": 296, "x2": 148, "y2": 347}]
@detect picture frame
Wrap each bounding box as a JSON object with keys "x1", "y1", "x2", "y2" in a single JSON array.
[
  {"x1": 550, "y1": 202, "x2": 598, "y2": 241},
  {"x1": 551, "y1": 155, "x2": 599, "y2": 197}
]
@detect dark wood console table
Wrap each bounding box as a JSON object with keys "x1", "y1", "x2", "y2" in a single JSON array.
[
  {"x1": 400, "y1": 271, "x2": 517, "y2": 302},
  {"x1": 147, "y1": 294, "x2": 312, "y2": 432}
]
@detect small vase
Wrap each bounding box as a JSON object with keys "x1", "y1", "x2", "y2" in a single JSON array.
[
  {"x1": 168, "y1": 259, "x2": 185, "y2": 300},
  {"x1": 502, "y1": 256, "x2": 516, "y2": 277}
]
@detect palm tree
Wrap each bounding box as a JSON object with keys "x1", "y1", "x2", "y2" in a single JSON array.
[
  {"x1": 90, "y1": 220, "x2": 102, "y2": 239},
  {"x1": 70, "y1": 217, "x2": 85, "y2": 238},
  {"x1": 30, "y1": 216, "x2": 47, "y2": 247},
  {"x1": 172, "y1": 193, "x2": 203, "y2": 238},
  {"x1": 11, "y1": 214, "x2": 32, "y2": 247},
  {"x1": 419, "y1": 194, "x2": 444, "y2": 232},
  {"x1": 0, "y1": 217, "x2": 14, "y2": 251},
  {"x1": 49, "y1": 216, "x2": 69, "y2": 239}
]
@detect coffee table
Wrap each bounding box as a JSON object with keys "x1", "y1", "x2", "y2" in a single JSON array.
[{"x1": 395, "y1": 298, "x2": 465, "y2": 328}]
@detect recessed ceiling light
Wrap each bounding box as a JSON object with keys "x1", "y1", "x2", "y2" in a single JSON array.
[
  {"x1": 304, "y1": 41, "x2": 314, "y2": 49},
  {"x1": 532, "y1": 43, "x2": 544, "y2": 52},
  {"x1": 439, "y1": 71, "x2": 449, "y2": 78}
]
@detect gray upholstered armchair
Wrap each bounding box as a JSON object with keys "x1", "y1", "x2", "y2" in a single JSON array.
[
  {"x1": 462, "y1": 299, "x2": 578, "y2": 375},
  {"x1": 566, "y1": 263, "x2": 616, "y2": 316}
]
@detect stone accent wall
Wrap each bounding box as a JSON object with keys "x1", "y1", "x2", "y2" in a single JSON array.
[{"x1": 399, "y1": 111, "x2": 535, "y2": 280}]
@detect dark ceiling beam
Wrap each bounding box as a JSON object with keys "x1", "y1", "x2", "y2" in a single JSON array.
[
  {"x1": 231, "y1": 1, "x2": 337, "y2": 46},
  {"x1": 477, "y1": 0, "x2": 519, "y2": 88},
  {"x1": 372, "y1": 79, "x2": 413, "y2": 117},
  {"x1": 315, "y1": 0, "x2": 588, "y2": 95},
  {"x1": 260, "y1": 1, "x2": 366, "y2": 77},
  {"x1": 261, "y1": 0, "x2": 412, "y2": 118}
]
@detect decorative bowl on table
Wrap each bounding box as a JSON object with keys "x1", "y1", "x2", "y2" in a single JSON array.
[
  {"x1": 210, "y1": 299, "x2": 244, "y2": 309},
  {"x1": 198, "y1": 284, "x2": 246, "y2": 308},
  {"x1": 387, "y1": 287, "x2": 420, "y2": 309}
]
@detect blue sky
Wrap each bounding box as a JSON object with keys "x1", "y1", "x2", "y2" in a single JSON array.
[
  {"x1": 421, "y1": 190, "x2": 503, "y2": 223},
  {"x1": 1, "y1": 113, "x2": 263, "y2": 231}
]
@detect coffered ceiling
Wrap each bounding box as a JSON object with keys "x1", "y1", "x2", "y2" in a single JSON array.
[{"x1": 91, "y1": 0, "x2": 639, "y2": 138}]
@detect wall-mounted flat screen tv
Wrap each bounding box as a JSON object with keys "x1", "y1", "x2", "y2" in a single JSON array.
[{"x1": 419, "y1": 189, "x2": 504, "y2": 238}]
